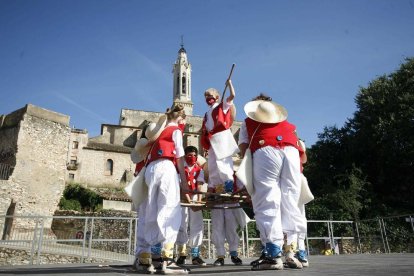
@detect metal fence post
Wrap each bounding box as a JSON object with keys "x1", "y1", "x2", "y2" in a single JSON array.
[
  {"x1": 81, "y1": 217, "x2": 88, "y2": 263},
  {"x1": 134, "y1": 218, "x2": 138, "y2": 256},
  {"x1": 381, "y1": 218, "x2": 390, "y2": 253},
  {"x1": 241, "y1": 230, "x2": 245, "y2": 258},
  {"x1": 355, "y1": 221, "x2": 362, "y2": 254},
  {"x1": 88, "y1": 217, "x2": 95, "y2": 261},
  {"x1": 29, "y1": 219, "x2": 39, "y2": 265},
  {"x1": 207, "y1": 219, "x2": 211, "y2": 259},
  {"x1": 128, "y1": 218, "x2": 133, "y2": 256},
  {"x1": 378, "y1": 218, "x2": 387, "y2": 253},
  {"x1": 245, "y1": 223, "x2": 250, "y2": 258},
  {"x1": 330, "y1": 221, "x2": 335, "y2": 253},
  {"x1": 36, "y1": 218, "x2": 45, "y2": 265}
]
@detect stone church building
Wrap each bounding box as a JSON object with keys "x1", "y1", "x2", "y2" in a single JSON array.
[
  {"x1": 67, "y1": 45, "x2": 241, "y2": 188},
  {"x1": 0, "y1": 45, "x2": 242, "y2": 228}
]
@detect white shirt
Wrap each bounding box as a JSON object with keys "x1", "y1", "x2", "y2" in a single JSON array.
[{"x1": 167, "y1": 122, "x2": 185, "y2": 158}]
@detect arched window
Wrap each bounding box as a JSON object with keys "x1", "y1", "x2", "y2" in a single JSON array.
[
  {"x1": 182, "y1": 72, "x2": 186, "y2": 94},
  {"x1": 105, "y1": 159, "x2": 113, "y2": 176}
]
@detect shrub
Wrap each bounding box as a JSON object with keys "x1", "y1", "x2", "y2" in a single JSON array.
[
  {"x1": 60, "y1": 183, "x2": 103, "y2": 211},
  {"x1": 59, "y1": 198, "x2": 82, "y2": 211}
]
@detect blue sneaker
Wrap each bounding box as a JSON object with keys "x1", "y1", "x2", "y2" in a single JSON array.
[
  {"x1": 224, "y1": 180, "x2": 234, "y2": 193},
  {"x1": 295, "y1": 250, "x2": 309, "y2": 267}
]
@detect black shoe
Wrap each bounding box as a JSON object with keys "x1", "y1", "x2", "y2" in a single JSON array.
[
  {"x1": 192, "y1": 256, "x2": 206, "y2": 266},
  {"x1": 231, "y1": 256, "x2": 243, "y2": 265},
  {"x1": 176, "y1": 256, "x2": 187, "y2": 265},
  {"x1": 251, "y1": 256, "x2": 284, "y2": 271},
  {"x1": 152, "y1": 257, "x2": 163, "y2": 268},
  {"x1": 250, "y1": 252, "x2": 266, "y2": 266},
  {"x1": 213, "y1": 257, "x2": 224, "y2": 266},
  {"x1": 132, "y1": 257, "x2": 156, "y2": 273}
]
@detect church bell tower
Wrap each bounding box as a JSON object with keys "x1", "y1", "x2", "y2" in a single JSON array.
[{"x1": 172, "y1": 39, "x2": 193, "y2": 116}]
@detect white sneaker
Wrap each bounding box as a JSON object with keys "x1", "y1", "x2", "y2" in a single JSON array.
[
  {"x1": 160, "y1": 258, "x2": 190, "y2": 275},
  {"x1": 285, "y1": 251, "x2": 303, "y2": 269}
]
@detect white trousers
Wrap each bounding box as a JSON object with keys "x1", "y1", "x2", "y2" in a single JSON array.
[
  {"x1": 135, "y1": 159, "x2": 182, "y2": 255},
  {"x1": 176, "y1": 203, "x2": 204, "y2": 248},
  {"x1": 252, "y1": 146, "x2": 284, "y2": 247},
  {"x1": 207, "y1": 147, "x2": 234, "y2": 185},
  {"x1": 280, "y1": 146, "x2": 307, "y2": 244},
  {"x1": 298, "y1": 203, "x2": 307, "y2": 250},
  {"x1": 211, "y1": 208, "x2": 240, "y2": 256}
]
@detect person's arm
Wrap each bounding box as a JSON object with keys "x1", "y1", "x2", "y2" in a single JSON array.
[
  {"x1": 239, "y1": 143, "x2": 248, "y2": 159},
  {"x1": 225, "y1": 79, "x2": 235, "y2": 103},
  {"x1": 298, "y1": 139, "x2": 307, "y2": 164},
  {"x1": 173, "y1": 129, "x2": 191, "y2": 202},
  {"x1": 196, "y1": 182, "x2": 203, "y2": 202},
  {"x1": 196, "y1": 169, "x2": 206, "y2": 202},
  {"x1": 176, "y1": 156, "x2": 191, "y2": 202},
  {"x1": 238, "y1": 122, "x2": 249, "y2": 158}
]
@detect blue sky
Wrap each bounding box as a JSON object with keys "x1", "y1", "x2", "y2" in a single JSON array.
[{"x1": 1, "y1": 0, "x2": 413, "y2": 146}]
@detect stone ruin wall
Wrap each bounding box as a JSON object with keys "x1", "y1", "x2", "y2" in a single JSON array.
[{"x1": 0, "y1": 104, "x2": 70, "y2": 235}]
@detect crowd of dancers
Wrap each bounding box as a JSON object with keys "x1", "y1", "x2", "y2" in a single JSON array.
[{"x1": 128, "y1": 77, "x2": 313, "y2": 274}]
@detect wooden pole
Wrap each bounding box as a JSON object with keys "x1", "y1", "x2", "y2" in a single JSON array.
[{"x1": 221, "y1": 63, "x2": 236, "y2": 103}]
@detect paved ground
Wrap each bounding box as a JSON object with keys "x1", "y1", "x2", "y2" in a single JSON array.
[{"x1": 0, "y1": 254, "x2": 413, "y2": 276}]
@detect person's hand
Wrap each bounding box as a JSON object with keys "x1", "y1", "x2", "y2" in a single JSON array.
[{"x1": 226, "y1": 78, "x2": 232, "y2": 86}]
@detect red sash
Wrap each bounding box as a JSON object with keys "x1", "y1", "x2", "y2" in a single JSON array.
[{"x1": 185, "y1": 164, "x2": 202, "y2": 192}]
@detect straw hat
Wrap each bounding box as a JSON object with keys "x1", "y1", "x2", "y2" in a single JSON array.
[
  {"x1": 130, "y1": 137, "x2": 151, "y2": 163},
  {"x1": 244, "y1": 100, "x2": 287, "y2": 124},
  {"x1": 145, "y1": 115, "x2": 167, "y2": 142}
]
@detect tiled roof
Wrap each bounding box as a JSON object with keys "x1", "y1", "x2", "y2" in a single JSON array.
[{"x1": 84, "y1": 141, "x2": 132, "y2": 153}]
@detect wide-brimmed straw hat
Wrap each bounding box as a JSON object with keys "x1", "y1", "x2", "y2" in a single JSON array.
[
  {"x1": 244, "y1": 100, "x2": 287, "y2": 124},
  {"x1": 131, "y1": 137, "x2": 151, "y2": 163},
  {"x1": 145, "y1": 115, "x2": 167, "y2": 142}
]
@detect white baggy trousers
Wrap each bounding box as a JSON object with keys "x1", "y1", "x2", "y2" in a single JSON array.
[
  {"x1": 280, "y1": 146, "x2": 307, "y2": 245},
  {"x1": 135, "y1": 159, "x2": 182, "y2": 255},
  {"x1": 176, "y1": 197, "x2": 204, "y2": 249},
  {"x1": 252, "y1": 146, "x2": 284, "y2": 247},
  {"x1": 207, "y1": 146, "x2": 240, "y2": 257}
]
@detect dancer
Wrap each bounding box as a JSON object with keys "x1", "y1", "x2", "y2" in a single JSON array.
[
  {"x1": 238, "y1": 93, "x2": 305, "y2": 270},
  {"x1": 201, "y1": 79, "x2": 243, "y2": 266},
  {"x1": 134, "y1": 104, "x2": 189, "y2": 275},
  {"x1": 176, "y1": 146, "x2": 207, "y2": 266}
]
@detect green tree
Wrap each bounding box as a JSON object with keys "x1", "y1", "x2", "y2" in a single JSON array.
[
  {"x1": 306, "y1": 57, "x2": 414, "y2": 219},
  {"x1": 350, "y1": 58, "x2": 414, "y2": 212}
]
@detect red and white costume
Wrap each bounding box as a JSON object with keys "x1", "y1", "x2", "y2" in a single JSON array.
[
  {"x1": 239, "y1": 118, "x2": 307, "y2": 248},
  {"x1": 176, "y1": 162, "x2": 205, "y2": 251},
  {"x1": 201, "y1": 101, "x2": 235, "y2": 186},
  {"x1": 201, "y1": 100, "x2": 243, "y2": 257},
  {"x1": 135, "y1": 123, "x2": 184, "y2": 256}
]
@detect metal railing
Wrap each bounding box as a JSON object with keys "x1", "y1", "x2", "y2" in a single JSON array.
[{"x1": 1, "y1": 214, "x2": 413, "y2": 265}]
